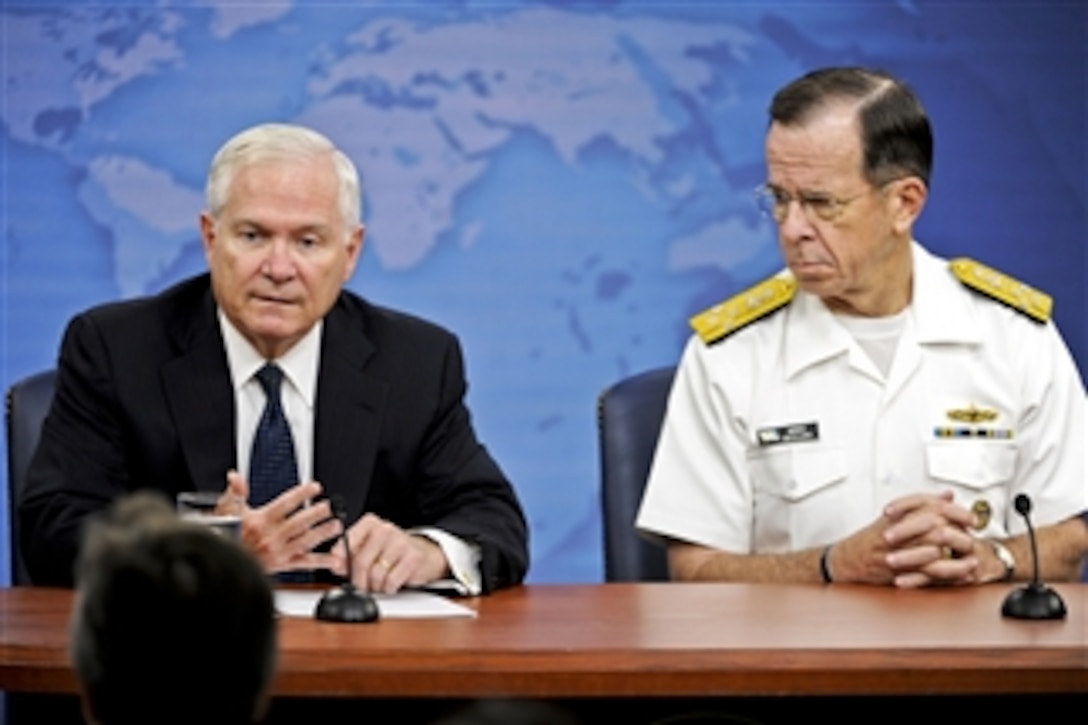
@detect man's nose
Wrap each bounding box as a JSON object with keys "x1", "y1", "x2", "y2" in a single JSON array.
[
  {"x1": 261, "y1": 240, "x2": 296, "y2": 279},
  {"x1": 777, "y1": 200, "x2": 814, "y2": 241}
]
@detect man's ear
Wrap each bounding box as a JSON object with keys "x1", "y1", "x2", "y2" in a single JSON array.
[
  {"x1": 200, "y1": 212, "x2": 218, "y2": 260},
  {"x1": 889, "y1": 177, "x2": 927, "y2": 235},
  {"x1": 342, "y1": 223, "x2": 365, "y2": 282}
]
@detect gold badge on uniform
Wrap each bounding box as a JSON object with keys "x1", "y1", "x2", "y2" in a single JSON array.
[
  {"x1": 935, "y1": 403, "x2": 1012, "y2": 439},
  {"x1": 946, "y1": 404, "x2": 998, "y2": 423},
  {"x1": 971, "y1": 500, "x2": 992, "y2": 531}
]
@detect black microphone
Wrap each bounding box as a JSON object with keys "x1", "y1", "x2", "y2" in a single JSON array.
[
  {"x1": 314, "y1": 496, "x2": 379, "y2": 623},
  {"x1": 1000, "y1": 494, "x2": 1066, "y2": 620}
]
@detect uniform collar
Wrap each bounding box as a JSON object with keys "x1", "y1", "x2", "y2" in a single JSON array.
[
  {"x1": 783, "y1": 290, "x2": 851, "y2": 379},
  {"x1": 782, "y1": 241, "x2": 980, "y2": 379},
  {"x1": 909, "y1": 242, "x2": 982, "y2": 346}
]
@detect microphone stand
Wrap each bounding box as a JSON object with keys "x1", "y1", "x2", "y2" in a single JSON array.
[
  {"x1": 315, "y1": 501, "x2": 379, "y2": 623},
  {"x1": 1000, "y1": 494, "x2": 1066, "y2": 620}
]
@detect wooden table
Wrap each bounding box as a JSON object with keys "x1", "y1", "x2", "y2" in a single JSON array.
[{"x1": 0, "y1": 583, "x2": 1084, "y2": 699}]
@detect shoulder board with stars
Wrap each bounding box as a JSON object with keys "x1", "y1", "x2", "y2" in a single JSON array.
[
  {"x1": 689, "y1": 275, "x2": 797, "y2": 345},
  {"x1": 950, "y1": 258, "x2": 1052, "y2": 324}
]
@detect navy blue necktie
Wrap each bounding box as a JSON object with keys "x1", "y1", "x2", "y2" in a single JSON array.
[{"x1": 248, "y1": 363, "x2": 299, "y2": 507}]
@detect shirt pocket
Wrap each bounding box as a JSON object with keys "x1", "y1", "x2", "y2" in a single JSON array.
[
  {"x1": 925, "y1": 443, "x2": 1017, "y2": 489},
  {"x1": 747, "y1": 445, "x2": 848, "y2": 551},
  {"x1": 925, "y1": 443, "x2": 1017, "y2": 536}
]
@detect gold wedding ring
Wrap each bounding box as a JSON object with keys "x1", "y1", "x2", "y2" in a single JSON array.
[{"x1": 377, "y1": 557, "x2": 392, "y2": 570}]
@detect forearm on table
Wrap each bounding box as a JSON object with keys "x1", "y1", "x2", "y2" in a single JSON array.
[{"x1": 668, "y1": 541, "x2": 827, "y2": 584}]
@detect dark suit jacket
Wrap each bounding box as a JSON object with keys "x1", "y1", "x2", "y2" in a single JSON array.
[{"x1": 20, "y1": 274, "x2": 529, "y2": 589}]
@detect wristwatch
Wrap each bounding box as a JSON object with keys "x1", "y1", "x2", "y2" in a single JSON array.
[{"x1": 987, "y1": 539, "x2": 1016, "y2": 582}]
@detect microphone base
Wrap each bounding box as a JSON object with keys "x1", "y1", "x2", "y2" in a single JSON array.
[
  {"x1": 314, "y1": 585, "x2": 380, "y2": 623},
  {"x1": 1001, "y1": 583, "x2": 1067, "y2": 620}
]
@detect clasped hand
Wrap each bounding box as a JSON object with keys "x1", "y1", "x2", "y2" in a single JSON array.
[
  {"x1": 832, "y1": 490, "x2": 995, "y2": 588},
  {"x1": 218, "y1": 471, "x2": 448, "y2": 593}
]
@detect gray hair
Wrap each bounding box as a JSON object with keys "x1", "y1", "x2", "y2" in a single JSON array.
[{"x1": 205, "y1": 122, "x2": 363, "y2": 236}]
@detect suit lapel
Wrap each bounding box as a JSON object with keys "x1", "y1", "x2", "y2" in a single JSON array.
[
  {"x1": 314, "y1": 299, "x2": 386, "y2": 516},
  {"x1": 161, "y1": 289, "x2": 236, "y2": 492}
]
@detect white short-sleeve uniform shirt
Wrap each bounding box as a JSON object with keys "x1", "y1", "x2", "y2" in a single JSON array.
[{"x1": 636, "y1": 243, "x2": 1086, "y2": 554}]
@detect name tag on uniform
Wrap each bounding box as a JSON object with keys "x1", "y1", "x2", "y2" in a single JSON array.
[{"x1": 756, "y1": 422, "x2": 819, "y2": 447}]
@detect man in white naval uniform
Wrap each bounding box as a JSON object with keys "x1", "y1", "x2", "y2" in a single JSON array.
[{"x1": 636, "y1": 67, "x2": 1086, "y2": 587}]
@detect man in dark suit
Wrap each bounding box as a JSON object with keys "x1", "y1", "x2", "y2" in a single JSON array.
[{"x1": 20, "y1": 123, "x2": 529, "y2": 593}]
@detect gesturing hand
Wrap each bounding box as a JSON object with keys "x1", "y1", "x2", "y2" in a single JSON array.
[{"x1": 224, "y1": 470, "x2": 346, "y2": 576}]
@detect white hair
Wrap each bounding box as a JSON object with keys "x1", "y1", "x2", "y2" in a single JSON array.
[{"x1": 205, "y1": 123, "x2": 362, "y2": 238}]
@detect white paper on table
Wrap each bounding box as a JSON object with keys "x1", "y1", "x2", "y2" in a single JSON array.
[{"x1": 274, "y1": 588, "x2": 477, "y2": 619}]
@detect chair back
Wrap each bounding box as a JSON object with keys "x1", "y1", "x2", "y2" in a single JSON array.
[
  {"x1": 597, "y1": 366, "x2": 675, "y2": 582},
  {"x1": 5, "y1": 369, "x2": 57, "y2": 585}
]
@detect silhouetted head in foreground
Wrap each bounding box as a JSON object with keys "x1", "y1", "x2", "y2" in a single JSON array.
[{"x1": 70, "y1": 492, "x2": 277, "y2": 725}]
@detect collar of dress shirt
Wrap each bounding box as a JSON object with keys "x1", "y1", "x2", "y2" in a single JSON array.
[{"x1": 217, "y1": 309, "x2": 322, "y2": 408}]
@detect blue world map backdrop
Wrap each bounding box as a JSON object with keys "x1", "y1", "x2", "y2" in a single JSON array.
[{"x1": 2, "y1": 1, "x2": 1085, "y2": 584}]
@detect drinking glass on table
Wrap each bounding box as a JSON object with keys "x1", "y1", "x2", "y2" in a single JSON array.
[{"x1": 176, "y1": 491, "x2": 243, "y2": 539}]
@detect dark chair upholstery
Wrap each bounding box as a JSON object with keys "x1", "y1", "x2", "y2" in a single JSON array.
[
  {"x1": 5, "y1": 369, "x2": 56, "y2": 585},
  {"x1": 597, "y1": 366, "x2": 675, "y2": 582}
]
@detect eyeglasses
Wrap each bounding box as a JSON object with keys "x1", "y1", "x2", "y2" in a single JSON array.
[{"x1": 753, "y1": 184, "x2": 867, "y2": 224}]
